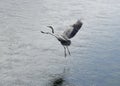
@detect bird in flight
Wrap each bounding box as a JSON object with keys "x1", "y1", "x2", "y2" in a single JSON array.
[{"x1": 41, "y1": 20, "x2": 83, "y2": 57}]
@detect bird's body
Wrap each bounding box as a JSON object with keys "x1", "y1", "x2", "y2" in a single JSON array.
[
  {"x1": 57, "y1": 37, "x2": 71, "y2": 46},
  {"x1": 41, "y1": 20, "x2": 83, "y2": 57}
]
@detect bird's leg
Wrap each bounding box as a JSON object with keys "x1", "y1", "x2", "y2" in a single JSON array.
[
  {"x1": 63, "y1": 46, "x2": 67, "y2": 58},
  {"x1": 66, "y1": 46, "x2": 71, "y2": 55}
]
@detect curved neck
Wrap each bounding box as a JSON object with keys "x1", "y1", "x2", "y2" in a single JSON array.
[{"x1": 41, "y1": 31, "x2": 59, "y2": 39}]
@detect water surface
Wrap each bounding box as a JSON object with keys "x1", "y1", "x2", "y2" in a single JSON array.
[{"x1": 0, "y1": 0, "x2": 120, "y2": 86}]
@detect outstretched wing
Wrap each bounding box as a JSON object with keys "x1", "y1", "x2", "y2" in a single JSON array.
[{"x1": 62, "y1": 20, "x2": 83, "y2": 39}]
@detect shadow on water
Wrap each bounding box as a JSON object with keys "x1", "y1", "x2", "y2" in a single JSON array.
[
  {"x1": 52, "y1": 77, "x2": 65, "y2": 86},
  {"x1": 47, "y1": 67, "x2": 75, "y2": 86}
]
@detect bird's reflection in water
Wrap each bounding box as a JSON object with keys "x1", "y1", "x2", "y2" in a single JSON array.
[
  {"x1": 52, "y1": 77, "x2": 64, "y2": 86},
  {"x1": 48, "y1": 67, "x2": 75, "y2": 86}
]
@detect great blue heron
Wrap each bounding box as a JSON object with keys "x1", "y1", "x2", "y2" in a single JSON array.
[{"x1": 41, "y1": 20, "x2": 83, "y2": 57}]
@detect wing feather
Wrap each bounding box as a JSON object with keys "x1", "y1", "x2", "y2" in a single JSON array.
[{"x1": 62, "y1": 20, "x2": 83, "y2": 39}]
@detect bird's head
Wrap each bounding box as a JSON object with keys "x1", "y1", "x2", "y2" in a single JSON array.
[
  {"x1": 47, "y1": 26, "x2": 54, "y2": 33},
  {"x1": 47, "y1": 26, "x2": 53, "y2": 29}
]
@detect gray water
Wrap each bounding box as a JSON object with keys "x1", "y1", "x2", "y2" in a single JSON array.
[{"x1": 0, "y1": 0, "x2": 120, "y2": 86}]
